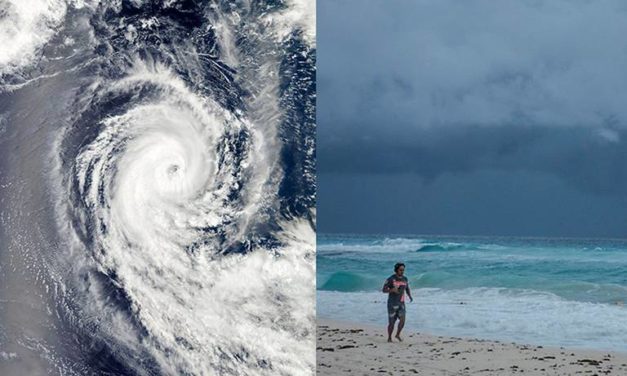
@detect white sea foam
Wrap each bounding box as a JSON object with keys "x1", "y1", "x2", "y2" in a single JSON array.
[
  {"x1": 318, "y1": 237, "x2": 447, "y2": 253},
  {"x1": 318, "y1": 289, "x2": 627, "y2": 351}
]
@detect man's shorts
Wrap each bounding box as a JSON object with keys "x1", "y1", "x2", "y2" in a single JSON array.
[{"x1": 387, "y1": 302, "x2": 406, "y2": 322}]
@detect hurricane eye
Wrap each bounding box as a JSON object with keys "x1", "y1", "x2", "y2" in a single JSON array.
[{"x1": 167, "y1": 164, "x2": 179, "y2": 175}]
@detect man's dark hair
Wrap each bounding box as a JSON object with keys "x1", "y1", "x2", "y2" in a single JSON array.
[{"x1": 394, "y1": 263, "x2": 405, "y2": 272}]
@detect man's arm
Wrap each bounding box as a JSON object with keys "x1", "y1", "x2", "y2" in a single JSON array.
[
  {"x1": 382, "y1": 278, "x2": 398, "y2": 293},
  {"x1": 406, "y1": 283, "x2": 413, "y2": 302},
  {"x1": 382, "y1": 278, "x2": 391, "y2": 293}
]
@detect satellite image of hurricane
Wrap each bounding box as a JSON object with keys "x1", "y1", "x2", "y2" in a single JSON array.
[{"x1": 0, "y1": 0, "x2": 315, "y2": 375}]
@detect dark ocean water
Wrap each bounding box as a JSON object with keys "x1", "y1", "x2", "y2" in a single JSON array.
[
  {"x1": 0, "y1": 1, "x2": 315, "y2": 375},
  {"x1": 318, "y1": 234, "x2": 627, "y2": 351}
]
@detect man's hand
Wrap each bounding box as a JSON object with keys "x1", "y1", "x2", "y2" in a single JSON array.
[{"x1": 409, "y1": 296, "x2": 414, "y2": 303}]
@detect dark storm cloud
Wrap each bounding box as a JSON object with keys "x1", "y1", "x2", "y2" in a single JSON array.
[
  {"x1": 318, "y1": 0, "x2": 627, "y2": 195},
  {"x1": 319, "y1": 125, "x2": 627, "y2": 195}
]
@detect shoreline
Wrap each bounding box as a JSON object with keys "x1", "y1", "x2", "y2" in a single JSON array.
[{"x1": 317, "y1": 318, "x2": 627, "y2": 375}]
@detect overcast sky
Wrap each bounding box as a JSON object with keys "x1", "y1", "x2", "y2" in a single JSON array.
[{"x1": 318, "y1": 0, "x2": 627, "y2": 237}]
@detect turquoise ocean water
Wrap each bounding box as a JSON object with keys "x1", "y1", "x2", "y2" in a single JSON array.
[{"x1": 317, "y1": 234, "x2": 627, "y2": 351}]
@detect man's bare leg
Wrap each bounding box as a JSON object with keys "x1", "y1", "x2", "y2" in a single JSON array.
[
  {"x1": 387, "y1": 319, "x2": 395, "y2": 342},
  {"x1": 395, "y1": 316, "x2": 405, "y2": 341}
]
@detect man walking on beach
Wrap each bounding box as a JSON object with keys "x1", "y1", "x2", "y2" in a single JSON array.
[{"x1": 382, "y1": 262, "x2": 413, "y2": 342}]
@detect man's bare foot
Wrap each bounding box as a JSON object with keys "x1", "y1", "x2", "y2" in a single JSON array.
[
  {"x1": 395, "y1": 335, "x2": 402, "y2": 342},
  {"x1": 387, "y1": 337, "x2": 393, "y2": 343}
]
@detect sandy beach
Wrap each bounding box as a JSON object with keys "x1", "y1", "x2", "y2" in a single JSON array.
[{"x1": 317, "y1": 319, "x2": 627, "y2": 375}]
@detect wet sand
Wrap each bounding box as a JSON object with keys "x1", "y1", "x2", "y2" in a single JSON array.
[{"x1": 317, "y1": 319, "x2": 627, "y2": 375}]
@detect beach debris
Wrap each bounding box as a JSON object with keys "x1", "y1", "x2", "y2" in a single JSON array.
[
  {"x1": 577, "y1": 359, "x2": 602, "y2": 366},
  {"x1": 337, "y1": 345, "x2": 356, "y2": 350}
]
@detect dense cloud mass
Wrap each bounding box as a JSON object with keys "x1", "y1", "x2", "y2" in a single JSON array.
[
  {"x1": 319, "y1": 125, "x2": 627, "y2": 195},
  {"x1": 318, "y1": 0, "x2": 627, "y2": 235},
  {"x1": 320, "y1": 0, "x2": 627, "y2": 130}
]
